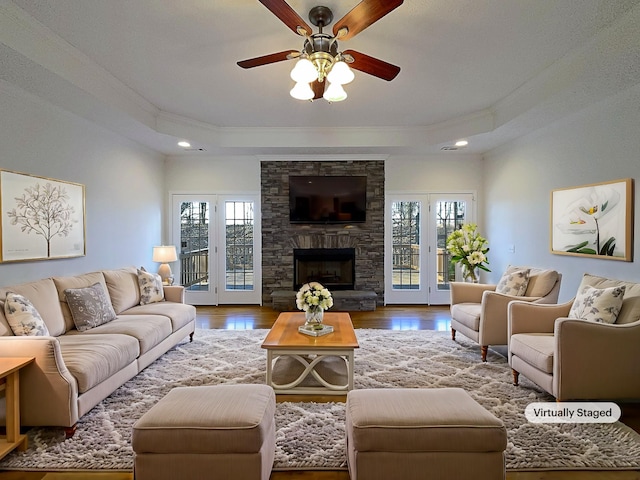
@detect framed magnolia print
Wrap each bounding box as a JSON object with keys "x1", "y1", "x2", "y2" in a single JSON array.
[
  {"x1": 0, "y1": 170, "x2": 86, "y2": 262},
  {"x1": 550, "y1": 178, "x2": 633, "y2": 261}
]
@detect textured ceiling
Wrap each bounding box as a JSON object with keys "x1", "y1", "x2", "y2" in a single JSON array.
[{"x1": 2, "y1": 0, "x2": 640, "y2": 155}]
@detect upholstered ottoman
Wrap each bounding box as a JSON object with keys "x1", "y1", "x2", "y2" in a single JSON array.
[
  {"x1": 132, "y1": 384, "x2": 276, "y2": 480},
  {"x1": 346, "y1": 388, "x2": 507, "y2": 480}
]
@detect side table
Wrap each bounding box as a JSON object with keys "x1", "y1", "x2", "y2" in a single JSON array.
[{"x1": 0, "y1": 357, "x2": 35, "y2": 460}]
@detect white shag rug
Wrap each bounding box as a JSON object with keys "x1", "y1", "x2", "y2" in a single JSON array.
[{"x1": 2, "y1": 328, "x2": 640, "y2": 472}]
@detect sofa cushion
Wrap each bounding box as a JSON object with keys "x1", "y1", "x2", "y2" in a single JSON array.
[
  {"x1": 103, "y1": 267, "x2": 141, "y2": 314},
  {"x1": 0, "y1": 278, "x2": 66, "y2": 336},
  {"x1": 577, "y1": 274, "x2": 640, "y2": 325},
  {"x1": 3, "y1": 292, "x2": 50, "y2": 336},
  {"x1": 121, "y1": 302, "x2": 196, "y2": 332},
  {"x1": 450, "y1": 303, "x2": 481, "y2": 331},
  {"x1": 67, "y1": 315, "x2": 173, "y2": 354},
  {"x1": 568, "y1": 284, "x2": 626, "y2": 324},
  {"x1": 496, "y1": 266, "x2": 530, "y2": 296},
  {"x1": 510, "y1": 333, "x2": 554, "y2": 374},
  {"x1": 58, "y1": 333, "x2": 140, "y2": 393},
  {"x1": 64, "y1": 283, "x2": 117, "y2": 332},
  {"x1": 137, "y1": 268, "x2": 165, "y2": 305},
  {"x1": 525, "y1": 269, "x2": 558, "y2": 297},
  {"x1": 53, "y1": 272, "x2": 111, "y2": 332}
]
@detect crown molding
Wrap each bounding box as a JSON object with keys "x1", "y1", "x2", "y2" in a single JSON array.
[{"x1": 255, "y1": 154, "x2": 390, "y2": 162}]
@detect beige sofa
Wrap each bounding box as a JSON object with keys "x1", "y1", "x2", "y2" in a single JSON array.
[
  {"x1": 0, "y1": 266, "x2": 196, "y2": 435},
  {"x1": 508, "y1": 273, "x2": 640, "y2": 401}
]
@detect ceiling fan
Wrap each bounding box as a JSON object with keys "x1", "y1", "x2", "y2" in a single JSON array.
[{"x1": 237, "y1": 0, "x2": 403, "y2": 101}]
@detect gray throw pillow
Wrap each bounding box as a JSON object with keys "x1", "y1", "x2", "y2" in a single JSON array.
[{"x1": 64, "y1": 283, "x2": 117, "y2": 332}]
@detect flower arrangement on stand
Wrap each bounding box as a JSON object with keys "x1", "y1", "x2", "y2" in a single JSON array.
[
  {"x1": 296, "y1": 282, "x2": 333, "y2": 329},
  {"x1": 446, "y1": 223, "x2": 491, "y2": 282}
]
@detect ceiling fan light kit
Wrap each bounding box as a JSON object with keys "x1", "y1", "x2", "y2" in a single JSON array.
[{"x1": 238, "y1": 0, "x2": 403, "y2": 102}]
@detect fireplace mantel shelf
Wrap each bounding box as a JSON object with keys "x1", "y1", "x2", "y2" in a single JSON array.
[{"x1": 270, "y1": 290, "x2": 377, "y2": 312}]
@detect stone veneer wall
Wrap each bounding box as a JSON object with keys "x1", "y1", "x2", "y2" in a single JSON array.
[{"x1": 261, "y1": 160, "x2": 385, "y2": 306}]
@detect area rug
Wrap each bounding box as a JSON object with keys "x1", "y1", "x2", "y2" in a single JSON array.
[{"x1": 2, "y1": 328, "x2": 640, "y2": 472}]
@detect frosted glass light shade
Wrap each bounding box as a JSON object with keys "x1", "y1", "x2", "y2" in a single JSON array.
[
  {"x1": 327, "y1": 61, "x2": 354, "y2": 85},
  {"x1": 290, "y1": 82, "x2": 314, "y2": 100},
  {"x1": 290, "y1": 58, "x2": 318, "y2": 83},
  {"x1": 323, "y1": 82, "x2": 347, "y2": 102}
]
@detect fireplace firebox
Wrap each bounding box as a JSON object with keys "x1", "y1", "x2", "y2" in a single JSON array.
[{"x1": 293, "y1": 248, "x2": 355, "y2": 291}]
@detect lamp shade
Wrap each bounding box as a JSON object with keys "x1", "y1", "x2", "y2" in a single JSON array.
[
  {"x1": 323, "y1": 82, "x2": 347, "y2": 102},
  {"x1": 327, "y1": 61, "x2": 354, "y2": 85},
  {"x1": 290, "y1": 58, "x2": 318, "y2": 83},
  {"x1": 152, "y1": 245, "x2": 177, "y2": 263},
  {"x1": 290, "y1": 81, "x2": 314, "y2": 100}
]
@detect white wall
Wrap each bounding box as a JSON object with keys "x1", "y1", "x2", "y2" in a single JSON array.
[
  {"x1": 386, "y1": 154, "x2": 484, "y2": 194},
  {"x1": 0, "y1": 82, "x2": 165, "y2": 287},
  {"x1": 165, "y1": 154, "x2": 482, "y2": 194},
  {"x1": 483, "y1": 83, "x2": 640, "y2": 301},
  {"x1": 164, "y1": 156, "x2": 260, "y2": 193}
]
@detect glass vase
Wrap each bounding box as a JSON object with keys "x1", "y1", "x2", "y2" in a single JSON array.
[
  {"x1": 304, "y1": 308, "x2": 324, "y2": 327},
  {"x1": 462, "y1": 264, "x2": 479, "y2": 283}
]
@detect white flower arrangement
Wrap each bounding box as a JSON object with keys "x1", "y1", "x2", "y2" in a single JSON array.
[
  {"x1": 296, "y1": 281, "x2": 334, "y2": 313},
  {"x1": 445, "y1": 223, "x2": 490, "y2": 282}
]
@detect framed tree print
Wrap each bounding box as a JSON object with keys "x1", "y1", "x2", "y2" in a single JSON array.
[
  {"x1": 551, "y1": 178, "x2": 633, "y2": 261},
  {"x1": 0, "y1": 170, "x2": 86, "y2": 262}
]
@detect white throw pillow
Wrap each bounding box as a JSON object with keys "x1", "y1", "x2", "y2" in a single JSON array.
[
  {"x1": 495, "y1": 266, "x2": 531, "y2": 296},
  {"x1": 137, "y1": 268, "x2": 165, "y2": 305},
  {"x1": 568, "y1": 284, "x2": 626, "y2": 324},
  {"x1": 4, "y1": 292, "x2": 50, "y2": 336}
]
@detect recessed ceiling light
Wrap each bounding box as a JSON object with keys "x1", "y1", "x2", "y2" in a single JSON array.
[
  {"x1": 177, "y1": 141, "x2": 191, "y2": 148},
  {"x1": 454, "y1": 139, "x2": 469, "y2": 147}
]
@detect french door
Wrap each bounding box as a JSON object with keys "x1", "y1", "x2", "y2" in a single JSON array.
[
  {"x1": 385, "y1": 193, "x2": 474, "y2": 305},
  {"x1": 172, "y1": 194, "x2": 261, "y2": 305}
]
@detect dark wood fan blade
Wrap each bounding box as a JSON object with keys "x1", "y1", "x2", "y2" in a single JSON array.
[
  {"x1": 343, "y1": 50, "x2": 400, "y2": 81},
  {"x1": 311, "y1": 80, "x2": 325, "y2": 100},
  {"x1": 258, "y1": 0, "x2": 312, "y2": 36},
  {"x1": 333, "y1": 0, "x2": 403, "y2": 40},
  {"x1": 237, "y1": 50, "x2": 298, "y2": 69}
]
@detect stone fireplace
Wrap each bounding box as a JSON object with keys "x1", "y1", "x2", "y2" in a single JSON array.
[
  {"x1": 293, "y1": 248, "x2": 356, "y2": 290},
  {"x1": 261, "y1": 160, "x2": 385, "y2": 307}
]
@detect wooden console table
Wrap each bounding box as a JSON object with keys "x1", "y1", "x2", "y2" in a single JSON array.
[{"x1": 0, "y1": 357, "x2": 35, "y2": 460}]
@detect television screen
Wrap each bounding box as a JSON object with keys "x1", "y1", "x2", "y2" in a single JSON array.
[{"x1": 289, "y1": 176, "x2": 367, "y2": 224}]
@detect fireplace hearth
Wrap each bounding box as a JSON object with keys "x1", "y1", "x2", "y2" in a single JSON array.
[{"x1": 294, "y1": 248, "x2": 355, "y2": 291}]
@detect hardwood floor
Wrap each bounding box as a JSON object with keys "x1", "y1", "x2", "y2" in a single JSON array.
[{"x1": 1, "y1": 305, "x2": 639, "y2": 480}]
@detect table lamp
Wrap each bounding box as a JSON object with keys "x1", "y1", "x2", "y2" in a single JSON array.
[{"x1": 152, "y1": 245, "x2": 178, "y2": 285}]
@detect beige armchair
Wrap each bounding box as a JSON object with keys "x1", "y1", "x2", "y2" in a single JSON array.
[
  {"x1": 450, "y1": 266, "x2": 561, "y2": 361},
  {"x1": 509, "y1": 273, "x2": 640, "y2": 401}
]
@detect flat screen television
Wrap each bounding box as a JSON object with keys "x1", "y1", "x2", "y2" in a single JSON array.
[{"x1": 289, "y1": 175, "x2": 367, "y2": 224}]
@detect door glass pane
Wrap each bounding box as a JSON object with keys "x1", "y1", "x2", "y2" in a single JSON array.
[
  {"x1": 392, "y1": 201, "x2": 421, "y2": 290},
  {"x1": 179, "y1": 201, "x2": 210, "y2": 291},
  {"x1": 225, "y1": 201, "x2": 254, "y2": 291},
  {"x1": 435, "y1": 201, "x2": 467, "y2": 291}
]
